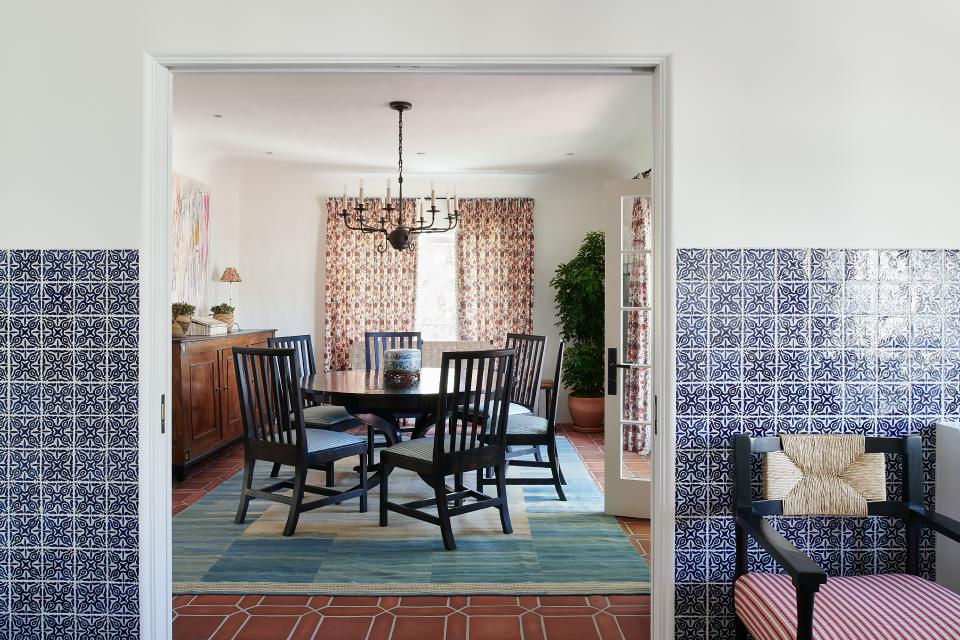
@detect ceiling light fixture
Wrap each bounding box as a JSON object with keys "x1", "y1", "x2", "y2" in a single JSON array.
[
  {"x1": 339, "y1": 101, "x2": 458, "y2": 252},
  {"x1": 212, "y1": 114, "x2": 224, "y2": 119}
]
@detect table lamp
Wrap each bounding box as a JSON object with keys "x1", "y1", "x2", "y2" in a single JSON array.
[{"x1": 219, "y1": 267, "x2": 241, "y2": 305}]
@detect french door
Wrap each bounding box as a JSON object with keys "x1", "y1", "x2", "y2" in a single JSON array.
[{"x1": 603, "y1": 178, "x2": 656, "y2": 518}]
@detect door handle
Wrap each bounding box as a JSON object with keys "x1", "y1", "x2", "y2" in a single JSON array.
[{"x1": 607, "y1": 348, "x2": 630, "y2": 395}]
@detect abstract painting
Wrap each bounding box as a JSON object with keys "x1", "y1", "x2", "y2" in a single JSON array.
[{"x1": 171, "y1": 172, "x2": 210, "y2": 312}]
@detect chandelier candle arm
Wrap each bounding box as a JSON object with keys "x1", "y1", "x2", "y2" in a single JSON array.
[{"x1": 337, "y1": 100, "x2": 460, "y2": 251}]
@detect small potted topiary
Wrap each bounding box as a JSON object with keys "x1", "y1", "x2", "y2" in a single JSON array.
[
  {"x1": 210, "y1": 302, "x2": 236, "y2": 332},
  {"x1": 172, "y1": 302, "x2": 195, "y2": 337},
  {"x1": 550, "y1": 231, "x2": 605, "y2": 432}
]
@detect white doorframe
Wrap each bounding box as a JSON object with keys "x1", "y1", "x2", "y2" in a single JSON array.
[{"x1": 140, "y1": 55, "x2": 675, "y2": 640}]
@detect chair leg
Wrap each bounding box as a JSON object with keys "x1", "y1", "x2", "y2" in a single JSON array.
[
  {"x1": 494, "y1": 464, "x2": 513, "y2": 535},
  {"x1": 359, "y1": 453, "x2": 368, "y2": 513},
  {"x1": 434, "y1": 480, "x2": 457, "y2": 551},
  {"x1": 454, "y1": 473, "x2": 464, "y2": 507},
  {"x1": 548, "y1": 442, "x2": 566, "y2": 501},
  {"x1": 367, "y1": 426, "x2": 376, "y2": 462},
  {"x1": 235, "y1": 458, "x2": 256, "y2": 524},
  {"x1": 283, "y1": 467, "x2": 307, "y2": 537},
  {"x1": 325, "y1": 461, "x2": 335, "y2": 487},
  {"x1": 379, "y1": 463, "x2": 391, "y2": 527},
  {"x1": 735, "y1": 616, "x2": 748, "y2": 640},
  {"x1": 533, "y1": 446, "x2": 543, "y2": 462},
  {"x1": 270, "y1": 462, "x2": 281, "y2": 478}
]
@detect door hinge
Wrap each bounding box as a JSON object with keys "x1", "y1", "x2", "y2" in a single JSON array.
[{"x1": 160, "y1": 394, "x2": 166, "y2": 434}]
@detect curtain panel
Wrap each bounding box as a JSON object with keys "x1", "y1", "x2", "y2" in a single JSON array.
[
  {"x1": 323, "y1": 198, "x2": 418, "y2": 371},
  {"x1": 623, "y1": 196, "x2": 651, "y2": 454},
  {"x1": 455, "y1": 198, "x2": 535, "y2": 344}
]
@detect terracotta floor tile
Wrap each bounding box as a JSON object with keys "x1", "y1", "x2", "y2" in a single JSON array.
[
  {"x1": 245, "y1": 605, "x2": 313, "y2": 616},
  {"x1": 615, "y1": 615, "x2": 651, "y2": 640},
  {"x1": 460, "y1": 606, "x2": 526, "y2": 617},
  {"x1": 391, "y1": 606, "x2": 455, "y2": 617},
  {"x1": 290, "y1": 612, "x2": 321, "y2": 640},
  {"x1": 532, "y1": 606, "x2": 598, "y2": 617},
  {"x1": 467, "y1": 616, "x2": 522, "y2": 640},
  {"x1": 317, "y1": 606, "x2": 384, "y2": 617},
  {"x1": 537, "y1": 595, "x2": 588, "y2": 607},
  {"x1": 210, "y1": 612, "x2": 249, "y2": 640},
  {"x1": 235, "y1": 616, "x2": 299, "y2": 640},
  {"x1": 520, "y1": 613, "x2": 545, "y2": 640},
  {"x1": 172, "y1": 615, "x2": 227, "y2": 640},
  {"x1": 314, "y1": 616, "x2": 373, "y2": 640},
  {"x1": 445, "y1": 612, "x2": 467, "y2": 640},
  {"x1": 391, "y1": 616, "x2": 446, "y2": 640},
  {"x1": 192, "y1": 595, "x2": 244, "y2": 606},
  {"x1": 329, "y1": 595, "x2": 381, "y2": 606},
  {"x1": 606, "y1": 595, "x2": 650, "y2": 606},
  {"x1": 367, "y1": 613, "x2": 395, "y2": 640},
  {"x1": 448, "y1": 596, "x2": 468, "y2": 610},
  {"x1": 594, "y1": 612, "x2": 623, "y2": 640},
  {"x1": 541, "y1": 616, "x2": 600, "y2": 640},
  {"x1": 259, "y1": 594, "x2": 312, "y2": 606},
  {"x1": 378, "y1": 595, "x2": 401, "y2": 610},
  {"x1": 468, "y1": 595, "x2": 518, "y2": 606},
  {"x1": 173, "y1": 595, "x2": 195, "y2": 608},
  {"x1": 398, "y1": 595, "x2": 448, "y2": 607},
  {"x1": 177, "y1": 605, "x2": 242, "y2": 617}
]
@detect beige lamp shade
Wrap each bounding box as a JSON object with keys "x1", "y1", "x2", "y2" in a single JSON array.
[{"x1": 219, "y1": 267, "x2": 242, "y2": 283}]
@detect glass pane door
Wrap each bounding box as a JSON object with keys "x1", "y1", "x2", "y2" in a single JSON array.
[{"x1": 604, "y1": 180, "x2": 654, "y2": 518}]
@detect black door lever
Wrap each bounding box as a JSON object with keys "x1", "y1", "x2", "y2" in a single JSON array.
[{"x1": 607, "y1": 347, "x2": 631, "y2": 395}]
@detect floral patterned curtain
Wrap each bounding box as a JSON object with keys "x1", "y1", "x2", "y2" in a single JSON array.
[
  {"x1": 323, "y1": 198, "x2": 418, "y2": 371},
  {"x1": 455, "y1": 198, "x2": 535, "y2": 343},
  {"x1": 624, "y1": 196, "x2": 651, "y2": 454}
]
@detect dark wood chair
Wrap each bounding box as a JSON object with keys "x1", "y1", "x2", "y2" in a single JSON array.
[
  {"x1": 364, "y1": 331, "x2": 423, "y2": 371},
  {"x1": 478, "y1": 341, "x2": 566, "y2": 500},
  {"x1": 733, "y1": 433, "x2": 960, "y2": 640},
  {"x1": 504, "y1": 332, "x2": 547, "y2": 415},
  {"x1": 379, "y1": 348, "x2": 516, "y2": 551},
  {"x1": 267, "y1": 334, "x2": 363, "y2": 486},
  {"x1": 232, "y1": 347, "x2": 368, "y2": 536},
  {"x1": 364, "y1": 330, "x2": 424, "y2": 440}
]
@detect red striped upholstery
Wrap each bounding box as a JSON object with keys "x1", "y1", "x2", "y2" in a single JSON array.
[{"x1": 735, "y1": 572, "x2": 960, "y2": 640}]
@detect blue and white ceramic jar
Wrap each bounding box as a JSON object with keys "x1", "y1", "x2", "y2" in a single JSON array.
[{"x1": 383, "y1": 348, "x2": 421, "y2": 385}]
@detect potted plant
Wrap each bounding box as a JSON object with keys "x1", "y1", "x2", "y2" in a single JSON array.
[
  {"x1": 172, "y1": 302, "x2": 195, "y2": 337},
  {"x1": 550, "y1": 231, "x2": 605, "y2": 432},
  {"x1": 210, "y1": 302, "x2": 236, "y2": 333}
]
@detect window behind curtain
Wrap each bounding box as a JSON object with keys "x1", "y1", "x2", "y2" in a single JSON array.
[{"x1": 414, "y1": 230, "x2": 458, "y2": 340}]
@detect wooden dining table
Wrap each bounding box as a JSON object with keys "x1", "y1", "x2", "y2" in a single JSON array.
[{"x1": 300, "y1": 367, "x2": 451, "y2": 488}]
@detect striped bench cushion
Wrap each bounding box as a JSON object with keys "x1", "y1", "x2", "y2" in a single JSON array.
[
  {"x1": 507, "y1": 414, "x2": 548, "y2": 435},
  {"x1": 302, "y1": 428, "x2": 365, "y2": 454},
  {"x1": 735, "y1": 572, "x2": 960, "y2": 640}
]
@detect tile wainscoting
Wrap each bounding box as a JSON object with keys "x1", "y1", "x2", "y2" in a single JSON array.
[
  {"x1": 0, "y1": 250, "x2": 140, "y2": 638},
  {"x1": 674, "y1": 248, "x2": 958, "y2": 639}
]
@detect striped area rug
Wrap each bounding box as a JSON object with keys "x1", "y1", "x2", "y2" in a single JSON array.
[{"x1": 173, "y1": 437, "x2": 650, "y2": 595}]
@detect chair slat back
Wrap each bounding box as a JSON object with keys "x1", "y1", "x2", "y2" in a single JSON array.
[
  {"x1": 233, "y1": 347, "x2": 306, "y2": 452},
  {"x1": 364, "y1": 331, "x2": 423, "y2": 371},
  {"x1": 546, "y1": 341, "x2": 566, "y2": 428},
  {"x1": 435, "y1": 349, "x2": 515, "y2": 462},
  {"x1": 268, "y1": 334, "x2": 316, "y2": 376},
  {"x1": 504, "y1": 333, "x2": 547, "y2": 412}
]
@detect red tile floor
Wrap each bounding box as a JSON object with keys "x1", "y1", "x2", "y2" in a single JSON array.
[{"x1": 172, "y1": 425, "x2": 652, "y2": 640}]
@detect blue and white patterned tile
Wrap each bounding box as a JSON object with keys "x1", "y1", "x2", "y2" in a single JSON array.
[
  {"x1": 675, "y1": 247, "x2": 953, "y2": 635},
  {"x1": 0, "y1": 248, "x2": 140, "y2": 634}
]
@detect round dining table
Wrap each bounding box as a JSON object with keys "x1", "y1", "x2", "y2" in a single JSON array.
[{"x1": 300, "y1": 368, "x2": 450, "y2": 488}]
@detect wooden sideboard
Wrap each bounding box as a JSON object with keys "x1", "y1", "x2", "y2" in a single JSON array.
[{"x1": 172, "y1": 329, "x2": 276, "y2": 481}]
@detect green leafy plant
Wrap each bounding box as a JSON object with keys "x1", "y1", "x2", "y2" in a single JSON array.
[
  {"x1": 550, "y1": 231, "x2": 605, "y2": 396},
  {"x1": 210, "y1": 303, "x2": 235, "y2": 314},
  {"x1": 172, "y1": 302, "x2": 195, "y2": 317}
]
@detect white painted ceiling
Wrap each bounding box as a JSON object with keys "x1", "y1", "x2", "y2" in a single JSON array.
[{"x1": 173, "y1": 72, "x2": 652, "y2": 176}]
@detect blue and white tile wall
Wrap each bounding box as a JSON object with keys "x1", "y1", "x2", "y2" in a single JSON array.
[
  {"x1": 0, "y1": 250, "x2": 140, "y2": 638},
  {"x1": 674, "y1": 248, "x2": 958, "y2": 639}
]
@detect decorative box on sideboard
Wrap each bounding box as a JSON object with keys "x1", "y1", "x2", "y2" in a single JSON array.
[{"x1": 172, "y1": 329, "x2": 276, "y2": 481}]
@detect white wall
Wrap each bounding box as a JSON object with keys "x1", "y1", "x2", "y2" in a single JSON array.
[
  {"x1": 233, "y1": 161, "x2": 606, "y2": 419},
  {"x1": 4, "y1": 2, "x2": 960, "y2": 251},
  {"x1": 170, "y1": 148, "x2": 242, "y2": 315}
]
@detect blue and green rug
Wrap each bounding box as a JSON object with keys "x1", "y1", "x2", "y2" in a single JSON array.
[{"x1": 173, "y1": 437, "x2": 650, "y2": 595}]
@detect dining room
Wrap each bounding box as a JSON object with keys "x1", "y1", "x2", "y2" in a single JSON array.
[{"x1": 168, "y1": 70, "x2": 657, "y2": 639}]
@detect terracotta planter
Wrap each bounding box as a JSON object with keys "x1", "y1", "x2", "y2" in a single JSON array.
[
  {"x1": 213, "y1": 313, "x2": 235, "y2": 332},
  {"x1": 172, "y1": 314, "x2": 192, "y2": 337},
  {"x1": 568, "y1": 395, "x2": 604, "y2": 433}
]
